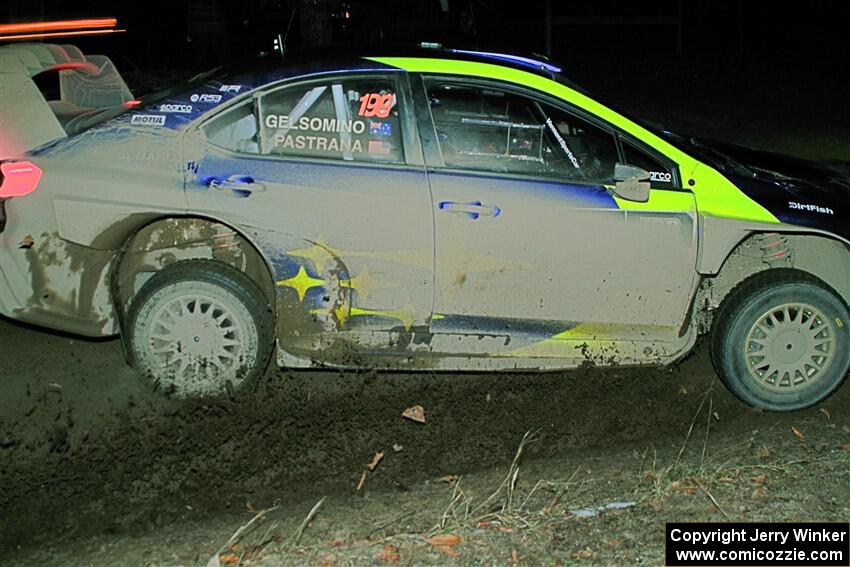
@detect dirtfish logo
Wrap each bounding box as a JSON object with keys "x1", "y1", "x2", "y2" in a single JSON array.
[{"x1": 789, "y1": 201, "x2": 834, "y2": 215}]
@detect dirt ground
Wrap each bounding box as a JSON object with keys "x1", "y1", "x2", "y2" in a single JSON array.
[
  {"x1": 2, "y1": 317, "x2": 849, "y2": 567},
  {"x1": 2, "y1": 55, "x2": 850, "y2": 566}
]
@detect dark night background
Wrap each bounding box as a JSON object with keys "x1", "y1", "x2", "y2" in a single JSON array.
[
  {"x1": 2, "y1": 1, "x2": 849, "y2": 78},
  {"x1": 4, "y1": 0, "x2": 849, "y2": 159}
]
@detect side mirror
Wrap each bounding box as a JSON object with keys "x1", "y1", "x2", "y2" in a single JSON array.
[{"x1": 612, "y1": 163, "x2": 651, "y2": 202}]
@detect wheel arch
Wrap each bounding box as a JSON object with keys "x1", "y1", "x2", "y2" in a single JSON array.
[
  {"x1": 694, "y1": 225, "x2": 850, "y2": 333},
  {"x1": 107, "y1": 215, "x2": 277, "y2": 328}
]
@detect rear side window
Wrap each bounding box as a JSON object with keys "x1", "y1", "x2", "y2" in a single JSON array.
[
  {"x1": 425, "y1": 80, "x2": 618, "y2": 181},
  {"x1": 260, "y1": 76, "x2": 402, "y2": 163},
  {"x1": 204, "y1": 101, "x2": 259, "y2": 154},
  {"x1": 202, "y1": 75, "x2": 404, "y2": 164}
]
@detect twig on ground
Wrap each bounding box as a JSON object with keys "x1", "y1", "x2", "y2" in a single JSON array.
[
  {"x1": 368, "y1": 509, "x2": 417, "y2": 538},
  {"x1": 694, "y1": 477, "x2": 731, "y2": 520},
  {"x1": 290, "y1": 497, "x2": 326, "y2": 548},
  {"x1": 676, "y1": 380, "x2": 714, "y2": 468},
  {"x1": 474, "y1": 429, "x2": 539, "y2": 515},
  {"x1": 700, "y1": 396, "x2": 713, "y2": 472},
  {"x1": 435, "y1": 477, "x2": 469, "y2": 532},
  {"x1": 540, "y1": 466, "x2": 582, "y2": 512},
  {"x1": 207, "y1": 505, "x2": 279, "y2": 567}
]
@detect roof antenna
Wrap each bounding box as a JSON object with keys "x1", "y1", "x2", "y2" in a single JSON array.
[
  {"x1": 274, "y1": 8, "x2": 296, "y2": 56},
  {"x1": 468, "y1": 0, "x2": 479, "y2": 47}
]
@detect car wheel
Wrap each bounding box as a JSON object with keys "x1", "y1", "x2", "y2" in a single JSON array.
[
  {"x1": 711, "y1": 269, "x2": 850, "y2": 411},
  {"x1": 126, "y1": 259, "x2": 274, "y2": 399}
]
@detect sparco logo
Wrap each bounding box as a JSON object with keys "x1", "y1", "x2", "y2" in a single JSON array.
[
  {"x1": 789, "y1": 201, "x2": 834, "y2": 215},
  {"x1": 159, "y1": 104, "x2": 193, "y2": 113},
  {"x1": 190, "y1": 93, "x2": 222, "y2": 103},
  {"x1": 130, "y1": 114, "x2": 166, "y2": 126}
]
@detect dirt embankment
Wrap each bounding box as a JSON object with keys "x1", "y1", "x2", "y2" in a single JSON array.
[{"x1": 2, "y1": 314, "x2": 848, "y2": 566}]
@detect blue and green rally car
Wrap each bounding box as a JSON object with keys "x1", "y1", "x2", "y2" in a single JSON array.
[{"x1": 0, "y1": 42, "x2": 847, "y2": 410}]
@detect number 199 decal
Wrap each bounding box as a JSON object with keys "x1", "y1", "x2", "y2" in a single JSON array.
[{"x1": 358, "y1": 93, "x2": 396, "y2": 118}]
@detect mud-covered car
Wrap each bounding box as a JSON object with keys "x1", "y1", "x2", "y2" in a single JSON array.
[{"x1": 1, "y1": 43, "x2": 848, "y2": 411}]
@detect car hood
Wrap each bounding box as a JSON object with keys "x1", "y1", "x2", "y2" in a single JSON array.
[{"x1": 662, "y1": 133, "x2": 850, "y2": 241}]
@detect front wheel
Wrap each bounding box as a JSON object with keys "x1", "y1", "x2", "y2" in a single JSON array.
[
  {"x1": 711, "y1": 270, "x2": 850, "y2": 411},
  {"x1": 126, "y1": 260, "x2": 274, "y2": 399}
]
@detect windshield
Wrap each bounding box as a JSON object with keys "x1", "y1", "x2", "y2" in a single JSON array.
[{"x1": 667, "y1": 135, "x2": 758, "y2": 177}]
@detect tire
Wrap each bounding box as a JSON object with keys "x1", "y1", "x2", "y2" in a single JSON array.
[
  {"x1": 126, "y1": 259, "x2": 274, "y2": 399},
  {"x1": 711, "y1": 269, "x2": 850, "y2": 412}
]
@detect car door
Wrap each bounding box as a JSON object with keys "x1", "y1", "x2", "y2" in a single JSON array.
[
  {"x1": 412, "y1": 75, "x2": 699, "y2": 357},
  {"x1": 183, "y1": 72, "x2": 435, "y2": 360}
]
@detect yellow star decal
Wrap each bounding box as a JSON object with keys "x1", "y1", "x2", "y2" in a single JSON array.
[
  {"x1": 334, "y1": 303, "x2": 351, "y2": 327},
  {"x1": 276, "y1": 266, "x2": 326, "y2": 302},
  {"x1": 349, "y1": 298, "x2": 419, "y2": 332},
  {"x1": 309, "y1": 302, "x2": 351, "y2": 327},
  {"x1": 340, "y1": 265, "x2": 397, "y2": 303},
  {"x1": 288, "y1": 238, "x2": 334, "y2": 274}
]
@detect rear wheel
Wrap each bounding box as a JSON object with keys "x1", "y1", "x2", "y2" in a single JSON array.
[
  {"x1": 711, "y1": 270, "x2": 850, "y2": 411},
  {"x1": 126, "y1": 260, "x2": 274, "y2": 399}
]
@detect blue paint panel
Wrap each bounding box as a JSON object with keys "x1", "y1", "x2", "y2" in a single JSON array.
[
  {"x1": 267, "y1": 253, "x2": 302, "y2": 280},
  {"x1": 448, "y1": 49, "x2": 562, "y2": 74},
  {"x1": 429, "y1": 170, "x2": 618, "y2": 209},
  {"x1": 730, "y1": 174, "x2": 849, "y2": 242},
  {"x1": 432, "y1": 313, "x2": 573, "y2": 336},
  {"x1": 265, "y1": 253, "x2": 337, "y2": 310},
  {"x1": 129, "y1": 58, "x2": 402, "y2": 132},
  {"x1": 190, "y1": 152, "x2": 424, "y2": 194}
]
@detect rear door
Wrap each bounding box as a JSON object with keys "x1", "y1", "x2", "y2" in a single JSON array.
[
  {"x1": 183, "y1": 71, "x2": 435, "y2": 359},
  {"x1": 412, "y1": 75, "x2": 698, "y2": 353}
]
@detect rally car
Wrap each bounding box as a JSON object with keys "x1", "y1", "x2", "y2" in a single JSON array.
[{"x1": 1, "y1": 43, "x2": 848, "y2": 411}]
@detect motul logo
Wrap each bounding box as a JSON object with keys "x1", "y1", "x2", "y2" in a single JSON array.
[{"x1": 130, "y1": 114, "x2": 166, "y2": 126}]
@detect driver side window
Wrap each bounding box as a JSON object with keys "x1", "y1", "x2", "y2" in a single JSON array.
[{"x1": 425, "y1": 80, "x2": 618, "y2": 181}]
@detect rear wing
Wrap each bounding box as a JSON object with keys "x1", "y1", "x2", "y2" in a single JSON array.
[{"x1": 0, "y1": 43, "x2": 133, "y2": 159}]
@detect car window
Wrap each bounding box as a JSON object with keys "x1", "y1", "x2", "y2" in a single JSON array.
[
  {"x1": 425, "y1": 80, "x2": 618, "y2": 181},
  {"x1": 202, "y1": 76, "x2": 404, "y2": 164},
  {"x1": 258, "y1": 76, "x2": 403, "y2": 163},
  {"x1": 622, "y1": 140, "x2": 675, "y2": 188},
  {"x1": 204, "y1": 101, "x2": 259, "y2": 154}
]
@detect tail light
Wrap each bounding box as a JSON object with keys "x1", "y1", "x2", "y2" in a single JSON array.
[{"x1": 0, "y1": 161, "x2": 43, "y2": 198}]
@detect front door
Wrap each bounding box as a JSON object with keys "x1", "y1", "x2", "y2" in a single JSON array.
[{"x1": 414, "y1": 76, "x2": 698, "y2": 360}]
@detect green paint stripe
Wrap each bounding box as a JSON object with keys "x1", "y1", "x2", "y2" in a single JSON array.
[{"x1": 370, "y1": 56, "x2": 779, "y2": 224}]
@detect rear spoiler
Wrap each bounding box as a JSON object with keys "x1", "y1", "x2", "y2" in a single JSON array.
[{"x1": 0, "y1": 43, "x2": 133, "y2": 159}]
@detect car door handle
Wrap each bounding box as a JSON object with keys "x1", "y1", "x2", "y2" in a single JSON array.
[
  {"x1": 438, "y1": 200, "x2": 501, "y2": 220},
  {"x1": 208, "y1": 175, "x2": 266, "y2": 194}
]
